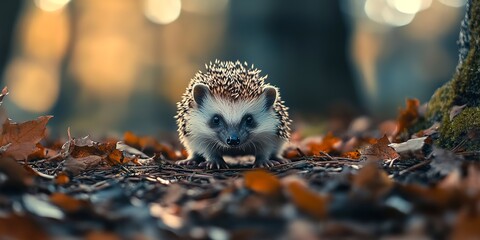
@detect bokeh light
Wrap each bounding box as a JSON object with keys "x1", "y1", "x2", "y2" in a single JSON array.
[
  {"x1": 34, "y1": 0, "x2": 71, "y2": 12},
  {"x1": 144, "y1": 0, "x2": 182, "y2": 24},
  {"x1": 387, "y1": 0, "x2": 426, "y2": 14},
  {"x1": 365, "y1": 0, "x2": 416, "y2": 27},
  {"x1": 5, "y1": 59, "x2": 60, "y2": 112}
]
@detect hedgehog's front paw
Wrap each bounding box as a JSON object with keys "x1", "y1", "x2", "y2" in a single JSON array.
[
  {"x1": 176, "y1": 154, "x2": 205, "y2": 166},
  {"x1": 271, "y1": 155, "x2": 290, "y2": 164},
  {"x1": 176, "y1": 159, "x2": 200, "y2": 166},
  {"x1": 253, "y1": 158, "x2": 278, "y2": 168},
  {"x1": 199, "y1": 158, "x2": 229, "y2": 169}
]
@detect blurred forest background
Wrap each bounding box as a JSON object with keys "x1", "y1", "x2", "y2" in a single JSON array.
[{"x1": 0, "y1": 0, "x2": 466, "y2": 137}]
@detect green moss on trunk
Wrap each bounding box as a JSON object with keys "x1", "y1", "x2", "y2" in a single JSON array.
[{"x1": 425, "y1": 0, "x2": 480, "y2": 150}]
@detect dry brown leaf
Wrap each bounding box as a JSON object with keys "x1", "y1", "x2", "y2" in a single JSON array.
[
  {"x1": 359, "y1": 135, "x2": 399, "y2": 162},
  {"x1": 389, "y1": 137, "x2": 431, "y2": 159},
  {"x1": 0, "y1": 87, "x2": 8, "y2": 105},
  {"x1": 285, "y1": 179, "x2": 329, "y2": 219},
  {"x1": 450, "y1": 104, "x2": 467, "y2": 121},
  {"x1": 63, "y1": 155, "x2": 103, "y2": 176},
  {"x1": 352, "y1": 163, "x2": 393, "y2": 199},
  {"x1": 50, "y1": 193, "x2": 88, "y2": 213},
  {"x1": 0, "y1": 116, "x2": 52, "y2": 160},
  {"x1": 244, "y1": 169, "x2": 281, "y2": 196},
  {"x1": 305, "y1": 132, "x2": 341, "y2": 155},
  {"x1": 124, "y1": 131, "x2": 177, "y2": 160},
  {"x1": 341, "y1": 151, "x2": 361, "y2": 160},
  {"x1": 451, "y1": 207, "x2": 480, "y2": 240},
  {"x1": 0, "y1": 214, "x2": 48, "y2": 240},
  {"x1": 54, "y1": 172, "x2": 70, "y2": 185},
  {"x1": 0, "y1": 157, "x2": 34, "y2": 189},
  {"x1": 395, "y1": 98, "x2": 420, "y2": 138},
  {"x1": 430, "y1": 147, "x2": 463, "y2": 175},
  {"x1": 413, "y1": 122, "x2": 441, "y2": 138},
  {"x1": 107, "y1": 149, "x2": 124, "y2": 165}
]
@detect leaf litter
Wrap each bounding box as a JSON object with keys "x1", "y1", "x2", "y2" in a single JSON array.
[{"x1": 0, "y1": 89, "x2": 478, "y2": 239}]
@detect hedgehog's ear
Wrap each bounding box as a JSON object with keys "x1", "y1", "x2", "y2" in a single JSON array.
[
  {"x1": 263, "y1": 86, "x2": 277, "y2": 110},
  {"x1": 193, "y1": 83, "x2": 211, "y2": 107}
]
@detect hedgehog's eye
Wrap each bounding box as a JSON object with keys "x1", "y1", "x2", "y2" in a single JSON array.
[
  {"x1": 211, "y1": 115, "x2": 220, "y2": 126},
  {"x1": 245, "y1": 115, "x2": 254, "y2": 126}
]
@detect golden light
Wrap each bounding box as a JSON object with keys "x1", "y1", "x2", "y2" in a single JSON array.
[
  {"x1": 364, "y1": 0, "x2": 416, "y2": 27},
  {"x1": 70, "y1": 35, "x2": 139, "y2": 98},
  {"x1": 34, "y1": 0, "x2": 71, "y2": 12},
  {"x1": 144, "y1": 0, "x2": 182, "y2": 25},
  {"x1": 19, "y1": 6, "x2": 70, "y2": 62},
  {"x1": 4, "y1": 59, "x2": 60, "y2": 113},
  {"x1": 387, "y1": 0, "x2": 423, "y2": 14},
  {"x1": 438, "y1": 0, "x2": 467, "y2": 7}
]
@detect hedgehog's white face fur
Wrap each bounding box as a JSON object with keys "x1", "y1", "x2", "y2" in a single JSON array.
[{"x1": 187, "y1": 83, "x2": 279, "y2": 150}]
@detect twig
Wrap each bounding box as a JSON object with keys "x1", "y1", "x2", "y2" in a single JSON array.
[
  {"x1": 318, "y1": 151, "x2": 334, "y2": 160},
  {"x1": 398, "y1": 159, "x2": 432, "y2": 176},
  {"x1": 296, "y1": 147, "x2": 306, "y2": 157}
]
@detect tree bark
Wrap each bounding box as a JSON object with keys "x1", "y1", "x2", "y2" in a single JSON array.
[{"x1": 426, "y1": 0, "x2": 480, "y2": 149}]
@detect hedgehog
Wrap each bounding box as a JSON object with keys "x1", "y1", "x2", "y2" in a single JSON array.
[{"x1": 175, "y1": 60, "x2": 291, "y2": 169}]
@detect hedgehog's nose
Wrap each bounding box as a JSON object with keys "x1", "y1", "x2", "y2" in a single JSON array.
[{"x1": 226, "y1": 135, "x2": 240, "y2": 146}]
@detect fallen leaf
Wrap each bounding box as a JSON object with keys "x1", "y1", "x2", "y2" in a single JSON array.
[
  {"x1": 413, "y1": 122, "x2": 440, "y2": 138},
  {"x1": 50, "y1": 193, "x2": 88, "y2": 213},
  {"x1": 284, "y1": 179, "x2": 329, "y2": 219},
  {"x1": 63, "y1": 155, "x2": 103, "y2": 176},
  {"x1": 116, "y1": 141, "x2": 149, "y2": 158},
  {"x1": 0, "y1": 214, "x2": 48, "y2": 240},
  {"x1": 23, "y1": 194, "x2": 64, "y2": 219},
  {"x1": 305, "y1": 132, "x2": 342, "y2": 155},
  {"x1": 388, "y1": 137, "x2": 431, "y2": 159},
  {"x1": 450, "y1": 104, "x2": 467, "y2": 121},
  {"x1": 107, "y1": 149, "x2": 124, "y2": 165},
  {"x1": 359, "y1": 135, "x2": 399, "y2": 162},
  {"x1": 352, "y1": 163, "x2": 393, "y2": 199},
  {"x1": 396, "y1": 98, "x2": 420, "y2": 138},
  {"x1": 0, "y1": 157, "x2": 34, "y2": 190},
  {"x1": 0, "y1": 86, "x2": 8, "y2": 105},
  {"x1": 124, "y1": 131, "x2": 177, "y2": 159},
  {"x1": 244, "y1": 169, "x2": 281, "y2": 196},
  {"x1": 451, "y1": 207, "x2": 480, "y2": 240},
  {"x1": 0, "y1": 116, "x2": 52, "y2": 160},
  {"x1": 54, "y1": 172, "x2": 70, "y2": 185},
  {"x1": 341, "y1": 151, "x2": 361, "y2": 160},
  {"x1": 429, "y1": 147, "x2": 463, "y2": 176}
]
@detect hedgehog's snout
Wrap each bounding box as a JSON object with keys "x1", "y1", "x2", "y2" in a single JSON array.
[{"x1": 226, "y1": 134, "x2": 240, "y2": 146}]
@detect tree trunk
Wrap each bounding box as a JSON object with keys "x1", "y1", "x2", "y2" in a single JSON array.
[{"x1": 426, "y1": 0, "x2": 480, "y2": 150}]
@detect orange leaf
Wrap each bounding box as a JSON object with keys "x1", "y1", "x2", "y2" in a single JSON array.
[
  {"x1": 285, "y1": 180, "x2": 329, "y2": 219},
  {"x1": 107, "y1": 149, "x2": 123, "y2": 165},
  {"x1": 0, "y1": 214, "x2": 48, "y2": 240},
  {"x1": 306, "y1": 132, "x2": 341, "y2": 155},
  {"x1": 0, "y1": 116, "x2": 52, "y2": 160},
  {"x1": 359, "y1": 135, "x2": 399, "y2": 162},
  {"x1": 50, "y1": 193, "x2": 88, "y2": 213},
  {"x1": 341, "y1": 151, "x2": 360, "y2": 160},
  {"x1": 54, "y1": 172, "x2": 70, "y2": 185},
  {"x1": 244, "y1": 170, "x2": 281, "y2": 196},
  {"x1": 396, "y1": 98, "x2": 420, "y2": 138}
]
